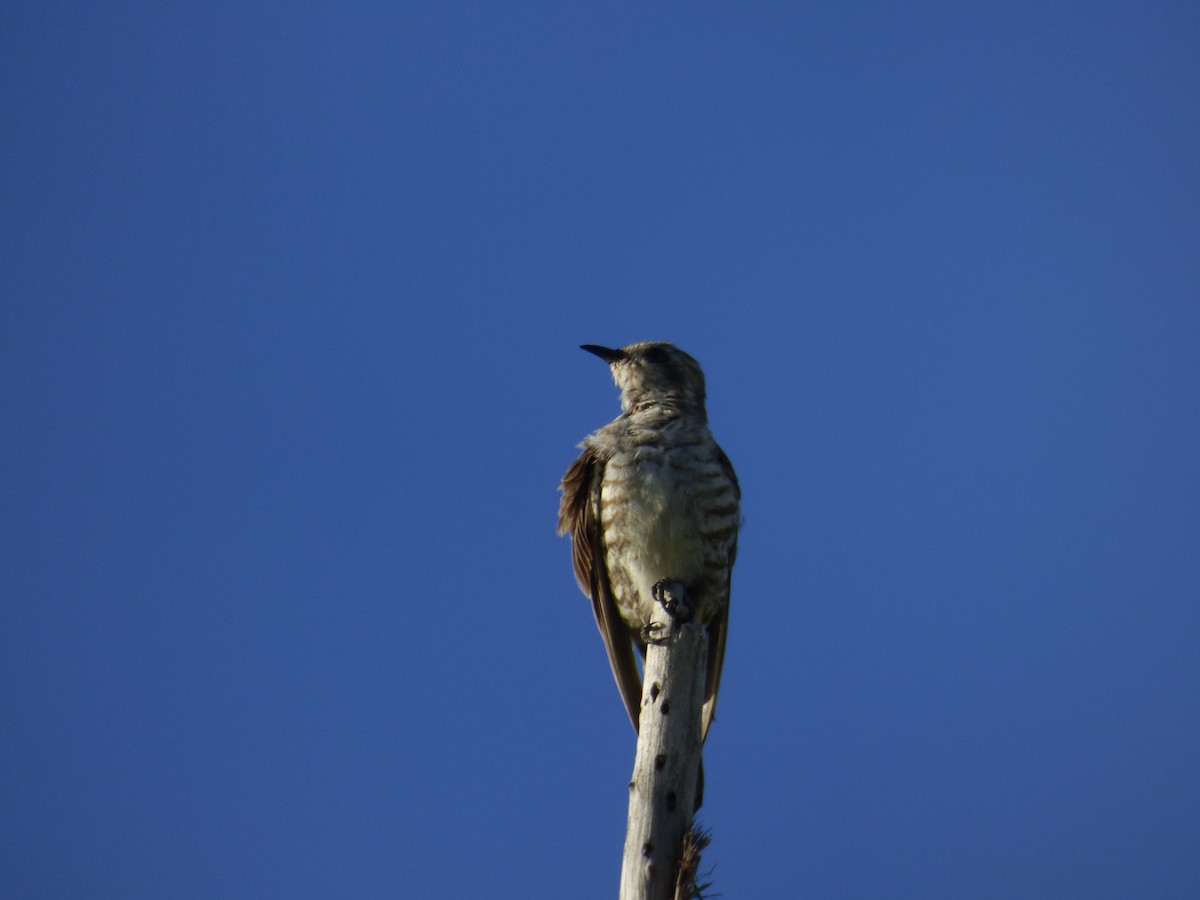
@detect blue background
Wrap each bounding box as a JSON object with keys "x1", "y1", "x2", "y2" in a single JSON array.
[{"x1": 3, "y1": 2, "x2": 1197, "y2": 897}]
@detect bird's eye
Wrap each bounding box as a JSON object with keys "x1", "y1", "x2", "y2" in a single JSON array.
[{"x1": 644, "y1": 346, "x2": 668, "y2": 363}]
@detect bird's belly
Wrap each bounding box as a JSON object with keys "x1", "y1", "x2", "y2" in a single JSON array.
[{"x1": 601, "y1": 459, "x2": 705, "y2": 614}]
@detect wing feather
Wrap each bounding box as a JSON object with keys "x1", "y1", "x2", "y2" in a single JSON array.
[
  {"x1": 558, "y1": 448, "x2": 643, "y2": 732},
  {"x1": 700, "y1": 441, "x2": 740, "y2": 740}
]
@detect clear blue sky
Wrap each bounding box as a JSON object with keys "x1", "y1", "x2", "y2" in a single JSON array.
[{"x1": 3, "y1": 3, "x2": 1197, "y2": 897}]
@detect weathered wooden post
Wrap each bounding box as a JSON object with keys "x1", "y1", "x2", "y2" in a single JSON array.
[{"x1": 619, "y1": 586, "x2": 708, "y2": 900}]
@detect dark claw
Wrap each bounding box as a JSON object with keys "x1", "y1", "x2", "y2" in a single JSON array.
[
  {"x1": 651, "y1": 579, "x2": 693, "y2": 622},
  {"x1": 641, "y1": 621, "x2": 669, "y2": 645}
]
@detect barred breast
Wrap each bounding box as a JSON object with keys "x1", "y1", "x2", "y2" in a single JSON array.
[{"x1": 595, "y1": 417, "x2": 738, "y2": 627}]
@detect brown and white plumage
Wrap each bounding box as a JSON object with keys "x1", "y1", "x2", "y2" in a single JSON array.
[{"x1": 557, "y1": 342, "x2": 740, "y2": 743}]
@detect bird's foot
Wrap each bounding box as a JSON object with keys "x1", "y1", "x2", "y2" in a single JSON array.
[
  {"x1": 651, "y1": 579, "x2": 693, "y2": 623},
  {"x1": 641, "y1": 621, "x2": 669, "y2": 645}
]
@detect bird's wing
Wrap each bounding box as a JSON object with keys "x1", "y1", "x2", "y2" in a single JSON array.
[
  {"x1": 558, "y1": 447, "x2": 644, "y2": 733},
  {"x1": 700, "y1": 442, "x2": 741, "y2": 741},
  {"x1": 701, "y1": 605, "x2": 727, "y2": 741}
]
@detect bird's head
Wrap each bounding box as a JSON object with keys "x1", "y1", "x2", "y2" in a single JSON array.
[{"x1": 582, "y1": 341, "x2": 708, "y2": 418}]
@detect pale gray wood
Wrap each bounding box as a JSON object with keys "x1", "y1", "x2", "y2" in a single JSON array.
[{"x1": 619, "y1": 594, "x2": 708, "y2": 900}]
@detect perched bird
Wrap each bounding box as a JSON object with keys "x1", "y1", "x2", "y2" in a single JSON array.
[{"x1": 557, "y1": 342, "x2": 740, "y2": 746}]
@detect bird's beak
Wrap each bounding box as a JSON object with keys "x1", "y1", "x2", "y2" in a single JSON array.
[{"x1": 581, "y1": 344, "x2": 624, "y2": 363}]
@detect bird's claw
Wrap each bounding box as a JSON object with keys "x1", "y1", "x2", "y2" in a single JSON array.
[
  {"x1": 651, "y1": 578, "x2": 693, "y2": 623},
  {"x1": 641, "y1": 621, "x2": 670, "y2": 645}
]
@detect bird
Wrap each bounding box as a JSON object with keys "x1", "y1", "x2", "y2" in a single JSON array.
[{"x1": 557, "y1": 341, "x2": 740, "y2": 751}]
